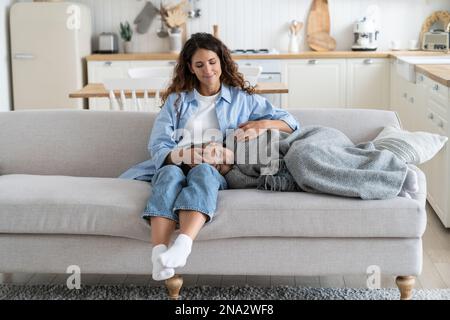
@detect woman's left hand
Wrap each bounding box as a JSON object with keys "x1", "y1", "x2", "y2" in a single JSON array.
[
  {"x1": 235, "y1": 120, "x2": 270, "y2": 142},
  {"x1": 202, "y1": 143, "x2": 235, "y2": 165}
]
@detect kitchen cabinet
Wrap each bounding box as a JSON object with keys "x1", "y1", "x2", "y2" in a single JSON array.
[
  {"x1": 282, "y1": 58, "x2": 390, "y2": 109},
  {"x1": 413, "y1": 74, "x2": 429, "y2": 131},
  {"x1": 346, "y1": 58, "x2": 390, "y2": 109},
  {"x1": 87, "y1": 60, "x2": 176, "y2": 110},
  {"x1": 391, "y1": 69, "x2": 450, "y2": 227},
  {"x1": 87, "y1": 61, "x2": 130, "y2": 110},
  {"x1": 282, "y1": 59, "x2": 346, "y2": 108},
  {"x1": 390, "y1": 67, "x2": 421, "y2": 131},
  {"x1": 417, "y1": 75, "x2": 450, "y2": 228}
]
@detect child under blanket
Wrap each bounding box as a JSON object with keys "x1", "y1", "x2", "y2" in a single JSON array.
[{"x1": 220, "y1": 126, "x2": 419, "y2": 200}]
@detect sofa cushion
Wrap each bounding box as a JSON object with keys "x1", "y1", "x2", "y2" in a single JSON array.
[
  {"x1": 201, "y1": 189, "x2": 426, "y2": 240},
  {"x1": 0, "y1": 175, "x2": 152, "y2": 242},
  {"x1": 0, "y1": 170, "x2": 426, "y2": 241}
]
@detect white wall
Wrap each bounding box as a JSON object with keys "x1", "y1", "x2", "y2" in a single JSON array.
[
  {"x1": 0, "y1": 0, "x2": 13, "y2": 112},
  {"x1": 73, "y1": 0, "x2": 450, "y2": 53}
]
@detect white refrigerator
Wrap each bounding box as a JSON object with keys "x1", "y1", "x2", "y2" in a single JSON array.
[{"x1": 10, "y1": 2, "x2": 91, "y2": 110}]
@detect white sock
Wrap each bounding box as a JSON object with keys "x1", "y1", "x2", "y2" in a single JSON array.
[
  {"x1": 151, "y1": 244, "x2": 175, "y2": 281},
  {"x1": 159, "y1": 234, "x2": 193, "y2": 268}
]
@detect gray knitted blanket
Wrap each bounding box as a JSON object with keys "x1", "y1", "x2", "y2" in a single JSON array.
[{"x1": 224, "y1": 126, "x2": 408, "y2": 200}]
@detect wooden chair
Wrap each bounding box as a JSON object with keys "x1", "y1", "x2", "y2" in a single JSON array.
[
  {"x1": 238, "y1": 65, "x2": 263, "y2": 86},
  {"x1": 102, "y1": 67, "x2": 173, "y2": 112}
]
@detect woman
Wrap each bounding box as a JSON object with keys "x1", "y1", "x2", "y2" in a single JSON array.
[{"x1": 120, "y1": 33, "x2": 299, "y2": 281}]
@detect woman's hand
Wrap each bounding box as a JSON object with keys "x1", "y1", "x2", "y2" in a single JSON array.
[
  {"x1": 170, "y1": 144, "x2": 234, "y2": 169},
  {"x1": 214, "y1": 164, "x2": 233, "y2": 176},
  {"x1": 235, "y1": 120, "x2": 270, "y2": 142},
  {"x1": 171, "y1": 147, "x2": 204, "y2": 167},
  {"x1": 202, "y1": 143, "x2": 235, "y2": 165},
  {"x1": 235, "y1": 119, "x2": 294, "y2": 142}
]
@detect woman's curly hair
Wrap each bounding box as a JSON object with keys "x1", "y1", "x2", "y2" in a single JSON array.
[{"x1": 161, "y1": 32, "x2": 255, "y2": 107}]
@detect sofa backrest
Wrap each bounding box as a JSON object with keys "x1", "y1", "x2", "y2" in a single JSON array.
[{"x1": 0, "y1": 108, "x2": 400, "y2": 178}]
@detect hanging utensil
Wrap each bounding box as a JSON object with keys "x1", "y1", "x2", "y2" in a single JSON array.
[
  {"x1": 188, "y1": 0, "x2": 201, "y2": 19},
  {"x1": 156, "y1": 1, "x2": 169, "y2": 38},
  {"x1": 187, "y1": 0, "x2": 196, "y2": 18}
]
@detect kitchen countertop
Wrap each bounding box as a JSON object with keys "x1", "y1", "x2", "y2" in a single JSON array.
[
  {"x1": 415, "y1": 64, "x2": 450, "y2": 87},
  {"x1": 86, "y1": 50, "x2": 448, "y2": 61},
  {"x1": 85, "y1": 50, "x2": 450, "y2": 88}
]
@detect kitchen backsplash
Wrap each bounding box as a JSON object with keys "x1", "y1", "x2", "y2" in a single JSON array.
[
  {"x1": 39, "y1": 0, "x2": 450, "y2": 52},
  {"x1": 73, "y1": 0, "x2": 450, "y2": 52}
]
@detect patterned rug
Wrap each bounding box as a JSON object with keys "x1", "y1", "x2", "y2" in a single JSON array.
[{"x1": 1, "y1": 284, "x2": 450, "y2": 300}]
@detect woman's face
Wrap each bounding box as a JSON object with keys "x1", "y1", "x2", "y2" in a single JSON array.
[{"x1": 189, "y1": 49, "x2": 222, "y2": 91}]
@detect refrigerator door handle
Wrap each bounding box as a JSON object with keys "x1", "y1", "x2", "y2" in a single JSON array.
[{"x1": 14, "y1": 53, "x2": 35, "y2": 60}]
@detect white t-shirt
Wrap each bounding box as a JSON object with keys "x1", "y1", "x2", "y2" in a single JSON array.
[{"x1": 177, "y1": 90, "x2": 222, "y2": 148}]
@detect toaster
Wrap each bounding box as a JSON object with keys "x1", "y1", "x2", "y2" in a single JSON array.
[
  {"x1": 422, "y1": 31, "x2": 449, "y2": 52},
  {"x1": 98, "y1": 32, "x2": 119, "y2": 54}
]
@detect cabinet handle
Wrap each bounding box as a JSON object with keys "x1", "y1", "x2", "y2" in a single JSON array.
[
  {"x1": 363, "y1": 59, "x2": 373, "y2": 64},
  {"x1": 409, "y1": 97, "x2": 415, "y2": 103},
  {"x1": 433, "y1": 84, "x2": 439, "y2": 91},
  {"x1": 428, "y1": 112, "x2": 434, "y2": 120},
  {"x1": 403, "y1": 92, "x2": 408, "y2": 99},
  {"x1": 438, "y1": 120, "x2": 444, "y2": 128},
  {"x1": 308, "y1": 59, "x2": 318, "y2": 65},
  {"x1": 168, "y1": 61, "x2": 177, "y2": 66},
  {"x1": 418, "y1": 75, "x2": 424, "y2": 82},
  {"x1": 14, "y1": 53, "x2": 34, "y2": 60},
  {"x1": 104, "y1": 61, "x2": 112, "y2": 67}
]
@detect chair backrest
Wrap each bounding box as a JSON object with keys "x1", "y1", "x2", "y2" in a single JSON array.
[
  {"x1": 238, "y1": 65, "x2": 263, "y2": 86},
  {"x1": 103, "y1": 69, "x2": 172, "y2": 112}
]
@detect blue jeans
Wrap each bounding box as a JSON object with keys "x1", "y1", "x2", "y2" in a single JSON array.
[{"x1": 143, "y1": 163, "x2": 228, "y2": 223}]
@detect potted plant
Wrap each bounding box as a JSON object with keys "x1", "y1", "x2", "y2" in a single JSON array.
[{"x1": 120, "y1": 21, "x2": 134, "y2": 53}]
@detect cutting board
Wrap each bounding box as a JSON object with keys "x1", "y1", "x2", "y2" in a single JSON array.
[
  {"x1": 307, "y1": 0, "x2": 330, "y2": 37},
  {"x1": 308, "y1": 32, "x2": 336, "y2": 52},
  {"x1": 307, "y1": 0, "x2": 336, "y2": 51}
]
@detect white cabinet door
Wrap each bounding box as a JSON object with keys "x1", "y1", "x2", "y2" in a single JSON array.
[
  {"x1": 88, "y1": 61, "x2": 130, "y2": 110},
  {"x1": 88, "y1": 61, "x2": 130, "y2": 83},
  {"x1": 390, "y1": 71, "x2": 418, "y2": 131},
  {"x1": 347, "y1": 58, "x2": 389, "y2": 109},
  {"x1": 283, "y1": 59, "x2": 346, "y2": 108},
  {"x1": 130, "y1": 60, "x2": 177, "y2": 69},
  {"x1": 421, "y1": 101, "x2": 449, "y2": 227},
  {"x1": 413, "y1": 73, "x2": 429, "y2": 132}
]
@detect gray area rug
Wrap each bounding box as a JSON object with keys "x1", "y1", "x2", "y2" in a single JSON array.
[{"x1": 1, "y1": 284, "x2": 450, "y2": 300}]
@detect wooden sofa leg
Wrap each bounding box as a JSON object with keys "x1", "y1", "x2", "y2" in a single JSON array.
[
  {"x1": 165, "y1": 275, "x2": 183, "y2": 300},
  {"x1": 395, "y1": 276, "x2": 415, "y2": 300}
]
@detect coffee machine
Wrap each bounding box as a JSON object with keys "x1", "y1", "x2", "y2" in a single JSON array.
[{"x1": 351, "y1": 16, "x2": 379, "y2": 51}]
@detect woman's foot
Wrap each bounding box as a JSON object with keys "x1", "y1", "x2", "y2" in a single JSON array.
[
  {"x1": 152, "y1": 244, "x2": 175, "y2": 281},
  {"x1": 159, "y1": 234, "x2": 193, "y2": 268}
]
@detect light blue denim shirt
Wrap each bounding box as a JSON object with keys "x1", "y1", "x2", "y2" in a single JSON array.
[{"x1": 119, "y1": 84, "x2": 299, "y2": 181}]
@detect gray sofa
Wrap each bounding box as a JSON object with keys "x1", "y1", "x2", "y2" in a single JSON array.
[{"x1": 0, "y1": 109, "x2": 426, "y2": 300}]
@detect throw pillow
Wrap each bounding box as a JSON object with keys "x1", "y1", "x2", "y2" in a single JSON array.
[{"x1": 373, "y1": 126, "x2": 448, "y2": 164}]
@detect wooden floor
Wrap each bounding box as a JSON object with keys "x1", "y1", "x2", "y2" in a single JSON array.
[{"x1": 1, "y1": 203, "x2": 449, "y2": 289}]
